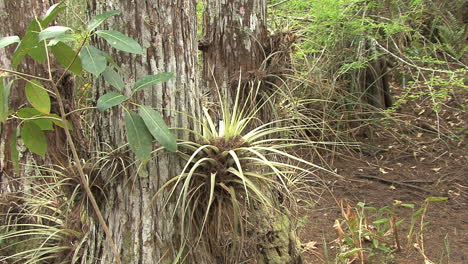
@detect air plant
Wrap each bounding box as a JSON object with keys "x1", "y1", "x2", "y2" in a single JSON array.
[
  {"x1": 154, "y1": 81, "x2": 339, "y2": 262},
  {"x1": 0, "y1": 166, "x2": 88, "y2": 264}
]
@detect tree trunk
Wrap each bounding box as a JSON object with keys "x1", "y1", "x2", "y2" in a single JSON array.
[
  {"x1": 201, "y1": 0, "x2": 268, "y2": 112},
  {"x1": 0, "y1": 0, "x2": 54, "y2": 192},
  {"x1": 201, "y1": 1, "x2": 302, "y2": 263},
  {"x1": 358, "y1": 54, "x2": 392, "y2": 109},
  {"x1": 84, "y1": 1, "x2": 201, "y2": 263}
]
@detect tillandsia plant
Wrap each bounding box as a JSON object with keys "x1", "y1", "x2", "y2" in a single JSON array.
[
  {"x1": 0, "y1": 166, "x2": 86, "y2": 264},
  {"x1": 154, "y1": 81, "x2": 339, "y2": 262},
  {"x1": 0, "y1": 3, "x2": 178, "y2": 264}
]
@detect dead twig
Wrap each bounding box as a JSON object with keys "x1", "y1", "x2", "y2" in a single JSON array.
[{"x1": 358, "y1": 175, "x2": 432, "y2": 193}]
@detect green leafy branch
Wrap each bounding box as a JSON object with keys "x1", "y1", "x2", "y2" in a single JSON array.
[
  {"x1": 0, "y1": 3, "x2": 178, "y2": 263},
  {"x1": 0, "y1": 6, "x2": 177, "y2": 161}
]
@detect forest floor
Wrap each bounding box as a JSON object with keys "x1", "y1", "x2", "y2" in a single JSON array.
[{"x1": 297, "y1": 84, "x2": 467, "y2": 263}]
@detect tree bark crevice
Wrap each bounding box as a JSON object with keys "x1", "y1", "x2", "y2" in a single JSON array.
[{"x1": 85, "y1": 0, "x2": 201, "y2": 263}]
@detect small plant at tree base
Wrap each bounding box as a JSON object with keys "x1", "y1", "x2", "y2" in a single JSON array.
[
  {"x1": 0, "y1": 167, "x2": 87, "y2": 264},
  {"x1": 394, "y1": 196, "x2": 449, "y2": 263},
  {"x1": 333, "y1": 197, "x2": 448, "y2": 264},
  {"x1": 334, "y1": 201, "x2": 400, "y2": 263},
  {"x1": 0, "y1": 2, "x2": 178, "y2": 264}
]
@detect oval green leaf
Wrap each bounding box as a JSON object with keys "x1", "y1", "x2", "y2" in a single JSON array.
[
  {"x1": 0, "y1": 78, "x2": 12, "y2": 123},
  {"x1": 12, "y1": 20, "x2": 42, "y2": 68},
  {"x1": 51, "y1": 42, "x2": 83, "y2": 75},
  {"x1": 25, "y1": 80, "x2": 50, "y2": 114},
  {"x1": 372, "y1": 218, "x2": 389, "y2": 225},
  {"x1": 125, "y1": 110, "x2": 153, "y2": 161},
  {"x1": 48, "y1": 34, "x2": 77, "y2": 46},
  {"x1": 139, "y1": 105, "x2": 177, "y2": 152},
  {"x1": 87, "y1": 10, "x2": 121, "y2": 32},
  {"x1": 28, "y1": 44, "x2": 47, "y2": 64},
  {"x1": 97, "y1": 92, "x2": 128, "y2": 112},
  {"x1": 42, "y1": 2, "x2": 65, "y2": 27},
  {"x1": 95, "y1": 30, "x2": 143, "y2": 54},
  {"x1": 103, "y1": 67, "x2": 125, "y2": 91},
  {"x1": 80, "y1": 45, "x2": 107, "y2": 77},
  {"x1": 0, "y1": 36, "x2": 20, "y2": 49},
  {"x1": 21, "y1": 121, "x2": 47, "y2": 157},
  {"x1": 17, "y1": 108, "x2": 53, "y2": 130},
  {"x1": 39, "y1": 26, "x2": 72, "y2": 41},
  {"x1": 133, "y1": 73, "x2": 175, "y2": 92}
]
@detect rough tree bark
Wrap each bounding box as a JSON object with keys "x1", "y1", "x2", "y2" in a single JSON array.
[
  {"x1": 200, "y1": 0, "x2": 268, "y2": 109},
  {"x1": 0, "y1": 0, "x2": 54, "y2": 192},
  {"x1": 201, "y1": 1, "x2": 302, "y2": 263},
  {"x1": 84, "y1": 0, "x2": 201, "y2": 263}
]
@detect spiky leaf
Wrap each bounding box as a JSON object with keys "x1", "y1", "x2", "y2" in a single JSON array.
[
  {"x1": 139, "y1": 105, "x2": 177, "y2": 152},
  {"x1": 0, "y1": 78, "x2": 12, "y2": 122},
  {"x1": 97, "y1": 92, "x2": 128, "y2": 112},
  {"x1": 25, "y1": 80, "x2": 50, "y2": 114},
  {"x1": 125, "y1": 110, "x2": 153, "y2": 161},
  {"x1": 0, "y1": 78, "x2": 4, "y2": 122}
]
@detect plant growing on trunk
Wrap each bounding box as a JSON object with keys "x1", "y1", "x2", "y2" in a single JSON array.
[
  {"x1": 0, "y1": 3, "x2": 178, "y2": 263},
  {"x1": 0, "y1": 167, "x2": 87, "y2": 263},
  {"x1": 155, "y1": 82, "x2": 337, "y2": 263}
]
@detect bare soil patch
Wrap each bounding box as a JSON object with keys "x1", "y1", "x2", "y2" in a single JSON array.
[{"x1": 298, "y1": 85, "x2": 467, "y2": 263}]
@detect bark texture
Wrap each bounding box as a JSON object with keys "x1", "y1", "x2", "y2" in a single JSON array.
[
  {"x1": 0, "y1": 0, "x2": 54, "y2": 192},
  {"x1": 201, "y1": 1, "x2": 302, "y2": 263},
  {"x1": 201, "y1": 0, "x2": 268, "y2": 107},
  {"x1": 85, "y1": 1, "x2": 201, "y2": 263},
  {"x1": 358, "y1": 55, "x2": 392, "y2": 109}
]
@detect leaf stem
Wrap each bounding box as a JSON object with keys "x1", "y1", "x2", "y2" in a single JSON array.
[
  {"x1": 42, "y1": 31, "x2": 122, "y2": 264},
  {"x1": 0, "y1": 68, "x2": 50, "y2": 82}
]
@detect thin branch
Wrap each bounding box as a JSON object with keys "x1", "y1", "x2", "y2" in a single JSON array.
[
  {"x1": 54, "y1": 35, "x2": 88, "y2": 87},
  {"x1": 274, "y1": 14, "x2": 313, "y2": 22},
  {"x1": 0, "y1": 68, "x2": 50, "y2": 82},
  {"x1": 358, "y1": 175, "x2": 431, "y2": 193},
  {"x1": 64, "y1": 106, "x2": 97, "y2": 117},
  {"x1": 36, "y1": 16, "x2": 53, "y2": 82},
  {"x1": 43, "y1": 34, "x2": 122, "y2": 264},
  {"x1": 269, "y1": 0, "x2": 292, "y2": 8},
  {"x1": 374, "y1": 39, "x2": 463, "y2": 74}
]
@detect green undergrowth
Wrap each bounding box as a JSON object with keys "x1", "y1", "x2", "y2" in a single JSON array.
[
  {"x1": 332, "y1": 197, "x2": 449, "y2": 263},
  {"x1": 267, "y1": 0, "x2": 467, "y2": 145}
]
